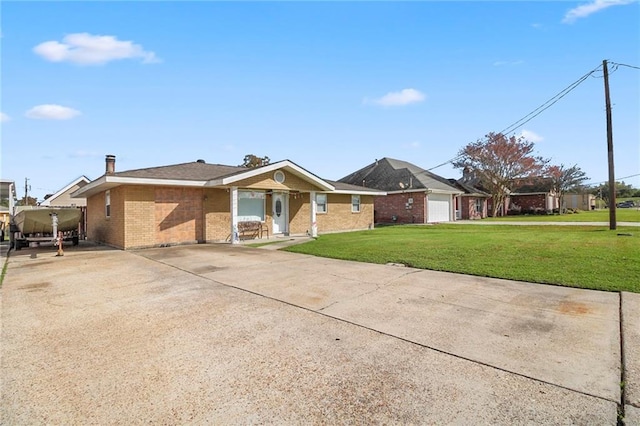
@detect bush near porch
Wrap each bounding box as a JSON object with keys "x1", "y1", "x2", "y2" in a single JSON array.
[{"x1": 284, "y1": 224, "x2": 640, "y2": 293}]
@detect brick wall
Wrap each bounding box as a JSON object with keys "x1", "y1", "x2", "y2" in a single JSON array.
[
  {"x1": 204, "y1": 188, "x2": 231, "y2": 241},
  {"x1": 510, "y1": 194, "x2": 547, "y2": 212},
  {"x1": 87, "y1": 187, "x2": 125, "y2": 248},
  {"x1": 316, "y1": 194, "x2": 374, "y2": 232},
  {"x1": 373, "y1": 192, "x2": 426, "y2": 224},
  {"x1": 460, "y1": 196, "x2": 487, "y2": 220},
  {"x1": 124, "y1": 186, "x2": 155, "y2": 248},
  {"x1": 154, "y1": 187, "x2": 203, "y2": 246}
]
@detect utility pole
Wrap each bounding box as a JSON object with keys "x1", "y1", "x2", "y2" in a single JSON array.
[
  {"x1": 603, "y1": 59, "x2": 616, "y2": 230},
  {"x1": 24, "y1": 178, "x2": 29, "y2": 206}
]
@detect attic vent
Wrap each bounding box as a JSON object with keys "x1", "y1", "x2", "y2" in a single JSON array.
[{"x1": 196, "y1": 159, "x2": 206, "y2": 163}]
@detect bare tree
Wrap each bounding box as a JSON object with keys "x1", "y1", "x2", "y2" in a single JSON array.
[
  {"x1": 546, "y1": 164, "x2": 589, "y2": 213},
  {"x1": 453, "y1": 132, "x2": 548, "y2": 217},
  {"x1": 240, "y1": 154, "x2": 270, "y2": 168}
]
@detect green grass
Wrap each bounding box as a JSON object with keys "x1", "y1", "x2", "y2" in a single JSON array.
[
  {"x1": 484, "y1": 208, "x2": 640, "y2": 222},
  {"x1": 284, "y1": 224, "x2": 640, "y2": 293},
  {"x1": 0, "y1": 257, "x2": 7, "y2": 287}
]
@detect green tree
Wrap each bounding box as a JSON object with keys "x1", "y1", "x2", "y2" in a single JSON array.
[
  {"x1": 591, "y1": 181, "x2": 636, "y2": 206},
  {"x1": 453, "y1": 132, "x2": 548, "y2": 217},
  {"x1": 240, "y1": 154, "x2": 270, "y2": 168},
  {"x1": 546, "y1": 164, "x2": 589, "y2": 213}
]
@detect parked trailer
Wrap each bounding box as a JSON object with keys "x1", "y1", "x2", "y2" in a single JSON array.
[{"x1": 10, "y1": 206, "x2": 83, "y2": 250}]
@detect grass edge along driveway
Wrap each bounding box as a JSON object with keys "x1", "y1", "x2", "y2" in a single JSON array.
[{"x1": 284, "y1": 224, "x2": 640, "y2": 293}]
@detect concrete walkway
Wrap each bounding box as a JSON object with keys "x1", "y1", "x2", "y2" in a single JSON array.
[{"x1": 1, "y1": 242, "x2": 637, "y2": 424}]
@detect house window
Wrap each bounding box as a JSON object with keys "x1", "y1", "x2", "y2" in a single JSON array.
[
  {"x1": 238, "y1": 191, "x2": 265, "y2": 222},
  {"x1": 474, "y1": 198, "x2": 483, "y2": 214},
  {"x1": 105, "y1": 190, "x2": 111, "y2": 218},
  {"x1": 351, "y1": 195, "x2": 360, "y2": 213},
  {"x1": 316, "y1": 193, "x2": 327, "y2": 214},
  {"x1": 274, "y1": 171, "x2": 286, "y2": 184}
]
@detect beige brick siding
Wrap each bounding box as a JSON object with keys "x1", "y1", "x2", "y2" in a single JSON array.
[
  {"x1": 124, "y1": 186, "x2": 155, "y2": 248},
  {"x1": 86, "y1": 182, "x2": 375, "y2": 249},
  {"x1": 204, "y1": 188, "x2": 231, "y2": 242},
  {"x1": 87, "y1": 187, "x2": 125, "y2": 248},
  {"x1": 154, "y1": 187, "x2": 204, "y2": 245},
  {"x1": 316, "y1": 194, "x2": 374, "y2": 233}
]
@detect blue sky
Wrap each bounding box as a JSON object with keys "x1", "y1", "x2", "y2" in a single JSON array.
[{"x1": 1, "y1": 1, "x2": 639, "y2": 201}]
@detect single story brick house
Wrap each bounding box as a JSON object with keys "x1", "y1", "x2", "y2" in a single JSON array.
[
  {"x1": 339, "y1": 158, "x2": 462, "y2": 224},
  {"x1": 447, "y1": 179, "x2": 490, "y2": 220},
  {"x1": 508, "y1": 178, "x2": 559, "y2": 214},
  {"x1": 71, "y1": 155, "x2": 383, "y2": 250}
]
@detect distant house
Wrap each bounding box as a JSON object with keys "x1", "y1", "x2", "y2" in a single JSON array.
[
  {"x1": 509, "y1": 178, "x2": 558, "y2": 214},
  {"x1": 457, "y1": 168, "x2": 509, "y2": 217},
  {"x1": 0, "y1": 179, "x2": 16, "y2": 239},
  {"x1": 447, "y1": 179, "x2": 490, "y2": 220},
  {"x1": 40, "y1": 176, "x2": 90, "y2": 207},
  {"x1": 71, "y1": 156, "x2": 383, "y2": 250},
  {"x1": 564, "y1": 193, "x2": 596, "y2": 211},
  {"x1": 339, "y1": 158, "x2": 462, "y2": 224}
]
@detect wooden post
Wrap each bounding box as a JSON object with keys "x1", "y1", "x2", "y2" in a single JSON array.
[{"x1": 603, "y1": 59, "x2": 616, "y2": 230}]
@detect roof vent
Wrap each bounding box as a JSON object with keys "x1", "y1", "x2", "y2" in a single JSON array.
[{"x1": 196, "y1": 159, "x2": 206, "y2": 164}]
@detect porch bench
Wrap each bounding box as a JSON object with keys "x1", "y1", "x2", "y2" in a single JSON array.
[{"x1": 237, "y1": 221, "x2": 269, "y2": 240}]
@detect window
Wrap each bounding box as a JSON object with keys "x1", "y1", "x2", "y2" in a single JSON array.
[
  {"x1": 105, "y1": 190, "x2": 111, "y2": 218},
  {"x1": 474, "y1": 198, "x2": 483, "y2": 214},
  {"x1": 274, "y1": 171, "x2": 286, "y2": 184},
  {"x1": 238, "y1": 191, "x2": 265, "y2": 221},
  {"x1": 351, "y1": 195, "x2": 360, "y2": 213},
  {"x1": 316, "y1": 193, "x2": 327, "y2": 214}
]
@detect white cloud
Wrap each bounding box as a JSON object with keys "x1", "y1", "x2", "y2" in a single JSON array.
[
  {"x1": 25, "y1": 104, "x2": 81, "y2": 120},
  {"x1": 33, "y1": 33, "x2": 160, "y2": 65},
  {"x1": 403, "y1": 141, "x2": 421, "y2": 149},
  {"x1": 70, "y1": 150, "x2": 100, "y2": 158},
  {"x1": 519, "y1": 129, "x2": 544, "y2": 143},
  {"x1": 562, "y1": 0, "x2": 635, "y2": 24},
  {"x1": 365, "y1": 88, "x2": 426, "y2": 107},
  {"x1": 493, "y1": 60, "x2": 524, "y2": 67},
  {"x1": 0, "y1": 112, "x2": 10, "y2": 122}
]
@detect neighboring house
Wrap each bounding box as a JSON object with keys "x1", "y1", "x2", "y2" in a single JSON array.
[
  {"x1": 509, "y1": 178, "x2": 558, "y2": 214},
  {"x1": 457, "y1": 167, "x2": 510, "y2": 217},
  {"x1": 338, "y1": 158, "x2": 462, "y2": 224},
  {"x1": 447, "y1": 179, "x2": 490, "y2": 220},
  {"x1": 71, "y1": 155, "x2": 383, "y2": 250},
  {"x1": 40, "y1": 176, "x2": 90, "y2": 207},
  {"x1": 0, "y1": 179, "x2": 17, "y2": 240},
  {"x1": 40, "y1": 176, "x2": 91, "y2": 239},
  {"x1": 564, "y1": 193, "x2": 596, "y2": 211}
]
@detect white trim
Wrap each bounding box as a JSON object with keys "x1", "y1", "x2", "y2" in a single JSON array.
[
  {"x1": 230, "y1": 187, "x2": 239, "y2": 244},
  {"x1": 330, "y1": 189, "x2": 387, "y2": 196},
  {"x1": 40, "y1": 176, "x2": 91, "y2": 206},
  {"x1": 386, "y1": 188, "x2": 462, "y2": 195},
  {"x1": 207, "y1": 160, "x2": 335, "y2": 191},
  {"x1": 310, "y1": 191, "x2": 318, "y2": 237},
  {"x1": 72, "y1": 175, "x2": 208, "y2": 198}
]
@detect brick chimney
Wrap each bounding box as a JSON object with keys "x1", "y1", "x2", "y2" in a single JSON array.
[{"x1": 105, "y1": 155, "x2": 116, "y2": 175}]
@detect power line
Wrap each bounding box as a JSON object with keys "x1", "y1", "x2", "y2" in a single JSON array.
[
  {"x1": 427, "y1": 63, "x2": 602, "y2": 171},
  {"x1": 584, "y1": 173, "x2": 640, "y2": 187},
  {"x1": 498, "y1": 64, "x2": 601, "y2": 136},
  {"x1": 610, "y1": 61, "x2": 640, "y2": 71}
]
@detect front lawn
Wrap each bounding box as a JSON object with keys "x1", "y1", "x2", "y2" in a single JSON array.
[
  {"x1": 484, "y1": 208, "x2": 640, "y2": 222},
  {"x1": 284, "y1": 225, "x2": 640, "y2": 293}
]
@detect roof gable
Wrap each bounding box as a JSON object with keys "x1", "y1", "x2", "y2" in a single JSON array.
[
  {"x1": 40, "y1": 176, "x2": 91, "y2": 206},
  {"x1": 339, "y1": 157, "x2": 461, "y2": 193}
]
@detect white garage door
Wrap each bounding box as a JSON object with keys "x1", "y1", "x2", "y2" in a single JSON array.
[{"x1": 427, "y1": 194, "x2": 451, "y2": 223}]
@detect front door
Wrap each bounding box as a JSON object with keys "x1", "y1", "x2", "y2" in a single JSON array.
[{"x1": 272, "y1": 192, "x2": 288, "y2": 235}]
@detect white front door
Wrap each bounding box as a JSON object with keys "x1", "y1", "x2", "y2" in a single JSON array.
[{"x1": 272, "y1": 192, "x2": 288, "y2": 234}]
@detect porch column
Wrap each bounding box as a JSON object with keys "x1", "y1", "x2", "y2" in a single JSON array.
[
  {"x1": 230, "y1": 186, "x2": 239, "y2": 244},
  {"x1": 309, "y1": 191, "x2": 318, "y2": 237}
]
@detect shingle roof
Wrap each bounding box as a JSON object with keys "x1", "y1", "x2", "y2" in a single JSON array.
[
  {"x1": 113, "y1": 161, "x2": 248, "y2": 181},
  {"x1": 325, "y1": 180, "x2": 384, "y2": 193},
  {"x1": 447, "y1": 179, "x2": 491, "y2": 197},
  {"x1": 339, "y1": 157, "x2": 460, "y2": 193}
]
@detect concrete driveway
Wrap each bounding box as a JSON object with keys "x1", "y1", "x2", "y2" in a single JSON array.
[{"x1": 1, "y1": 242, "x2": 638, "y2": 424}]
